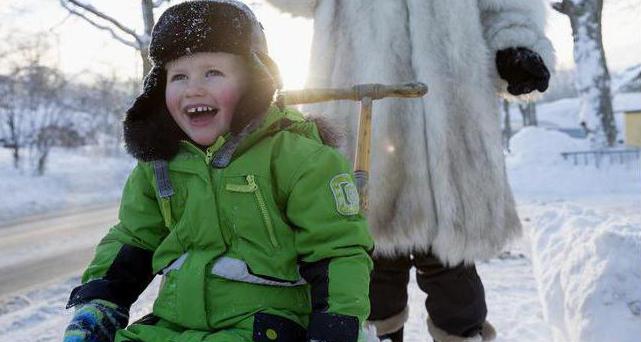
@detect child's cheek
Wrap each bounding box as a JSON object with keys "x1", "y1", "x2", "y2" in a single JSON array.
[
  {"x1": 218, "y1": 86, "x2": 244, "y2": 111},
  {"x1": 165, "y1": 86, "x2": 180, "y2": 116}
]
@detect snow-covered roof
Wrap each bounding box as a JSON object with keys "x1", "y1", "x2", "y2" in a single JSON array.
[{"x1": 614, "y1": 92, "x2": 641, "y2": 113}]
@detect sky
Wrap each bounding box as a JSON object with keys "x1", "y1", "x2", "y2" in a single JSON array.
[{"x1": 0, "y1": 0, "x2": 640, "y2": 89}]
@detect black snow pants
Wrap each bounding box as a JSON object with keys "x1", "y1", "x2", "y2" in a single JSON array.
[{"x1": 368, "y1": 252, "x2": 487, "y2": 341}]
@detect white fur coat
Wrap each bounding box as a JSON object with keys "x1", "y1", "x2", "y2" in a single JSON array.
[{"x1": 266, "y1": 0, "x2": 555, "y2": 265}]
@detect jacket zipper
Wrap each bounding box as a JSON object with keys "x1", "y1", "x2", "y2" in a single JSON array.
[
  {"x1": 179, "y1": 139, "x2": 224, "y2": 165},
  {"x1": 225, "y1": 175, "x2": 279, "y2": 248},
  {"x1": 205, "y1": 144, "x2": 217, "y2": 165}
]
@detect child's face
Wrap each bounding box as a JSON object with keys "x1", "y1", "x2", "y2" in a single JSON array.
[{"x1": 165, "y1": 52, "x2": 249, "y2": 146}]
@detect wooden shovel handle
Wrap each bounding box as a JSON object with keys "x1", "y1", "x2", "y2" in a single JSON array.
[
  {"x1": 276, "y1": 82, "x2": 427, "y2": 105},
  {"x1": 276, "y1": 82, "x2": 429, "y2": 213}
]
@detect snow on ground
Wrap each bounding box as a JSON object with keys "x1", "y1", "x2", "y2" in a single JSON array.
[
  {"x1": 506, "y1": 125, "x2": 641, "y2": 342},
  {"x1": 507, "y1": 126, "x2": 640, "y2": 199},
  {"x1": 0, "y1": 277, "x2": 160, "y2": 342},
  {"x1": 521, "y1": 202, "x2": 641, "y2": 342},
  {"x1": 0, "y1": 96, "x2": 640, "y2": 341},
  {"x1": 0, "y1": 146, "x2": 135, "y2": 224}
]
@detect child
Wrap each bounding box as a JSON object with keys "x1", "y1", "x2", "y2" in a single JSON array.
[{"x1": 63, "y1": 1, "x2": 373, "y2": 341}]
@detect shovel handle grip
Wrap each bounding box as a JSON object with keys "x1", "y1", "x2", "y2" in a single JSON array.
[{"x1": 276, "y1": 82, "x2": 427, "y2": 105}]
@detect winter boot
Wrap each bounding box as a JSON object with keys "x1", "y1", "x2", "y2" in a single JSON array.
[
  {"x1": 368, "y1": 306, "x2": 409, "y2": 342},
  {"x1": 427, "y1": 318, "x2": 497, "y2": 342}
]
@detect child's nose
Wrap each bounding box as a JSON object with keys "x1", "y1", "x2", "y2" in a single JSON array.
[{"x1": 184, "y1": 79, "x2": 207, "y2": 97}]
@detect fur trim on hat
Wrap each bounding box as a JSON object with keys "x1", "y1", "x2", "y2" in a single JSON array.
[
  {"x1": 123, "y1": 0, "x2": 281, "y2": 162},
  {"x1": 123, "y1": 67, "x2": 186, "y2": 161},
  {"x1": 123, "y1": 60, "x2": 275, "y2": 162},
  {"x1": 149, "y1": 0, "x2": 267, "y2": 66}
]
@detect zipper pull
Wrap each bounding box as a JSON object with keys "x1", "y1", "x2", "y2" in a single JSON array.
[
  {"x1": 225, "y1": 175, "x2": 258, "y2": 193},
  {"x1": 205, "y1": 145, "x2": 216, "y2": 164},
  {"x1": 245, "y1": 175, "x2": 256, "y2": 187}
]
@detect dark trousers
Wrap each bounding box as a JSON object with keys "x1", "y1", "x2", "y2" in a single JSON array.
[{"x1": 368, "y1": 252, "x2": 487, "y2": 339}]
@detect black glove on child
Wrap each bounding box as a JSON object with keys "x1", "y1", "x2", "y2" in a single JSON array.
[{"x1": 496, "y1": 47, "x2": 550, "y2": 96}]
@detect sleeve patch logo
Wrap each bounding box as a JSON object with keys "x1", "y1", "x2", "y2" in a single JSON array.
[{"x1": 330, "y1": 173, "x2": 360, "y2": 216}]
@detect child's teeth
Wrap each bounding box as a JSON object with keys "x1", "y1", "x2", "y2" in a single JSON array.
[{"x1": 187, "y1": 106, "x2": 214, "y2": 114}]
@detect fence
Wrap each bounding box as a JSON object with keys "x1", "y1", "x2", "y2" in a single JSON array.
[{"x1": 561, "y1": 148, "x2": 641, "y2": 168}]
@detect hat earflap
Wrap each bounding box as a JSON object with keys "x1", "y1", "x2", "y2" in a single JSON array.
[
  {"x1": 230, "y1": 53, "x2": 280, "y2": 134},
  {"x1": 123, "y1": 66, "x2": 186, "y2": 161}
]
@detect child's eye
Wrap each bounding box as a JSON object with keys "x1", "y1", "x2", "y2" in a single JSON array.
[
  {"x1": 170, "y1": 74, "x2": 187, "y2": 82},
  {"x1": 206, "y1": 69, "x2": 224, "y2": 78}
]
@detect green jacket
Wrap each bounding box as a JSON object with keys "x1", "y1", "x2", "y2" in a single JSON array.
[{"x1": 70, "y1": 107, "x2": 373, "y2": 337}]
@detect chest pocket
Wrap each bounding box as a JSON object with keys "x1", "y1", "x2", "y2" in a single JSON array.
[
  {"x1": 225, "y1": 175, "x2": 279, "y2": 250},
  {"x1": 222, "y1": 174, "x2": 301, "y2": 283}
]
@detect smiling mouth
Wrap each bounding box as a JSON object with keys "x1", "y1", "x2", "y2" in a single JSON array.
[{"x1": 185, "y1": 106, "x2": 219, "y2": 121}]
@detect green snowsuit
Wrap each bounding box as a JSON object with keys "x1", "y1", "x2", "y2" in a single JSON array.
[{"x1": 69, "y1": 107, "x2": 374, "y2": 341}]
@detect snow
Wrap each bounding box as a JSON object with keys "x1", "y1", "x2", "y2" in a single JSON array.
[
  {"x1": 510, "y1": 93, "x2": 639, "y2": 132},
  {"x1": 505, "y1": 122, "x2": 641, "y2": 341},
  {"x1": 0, "y1": 146, "x2": 135, "y2": 223},
  {"x1": 524, "y1": 202, "x2": 641, "y2": 342},
  {"x1": 613, "y1": 64, "x2": 641, "y2": 94},
  {"x1": 1, "y1": 95, "x2": 641, "y2": 341},
  {"x1": 507, "y1": 126, "x2": 640, "y2": 199},
  {"x1": 571, "y1": 1, "x2": 609, "y2": 133}
]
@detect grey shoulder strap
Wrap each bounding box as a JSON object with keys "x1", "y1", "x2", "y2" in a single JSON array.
[{"x1": 152, "y1": 160, "x2": 174, "y2": 198}]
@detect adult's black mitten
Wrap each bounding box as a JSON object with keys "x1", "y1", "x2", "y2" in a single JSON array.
[{"x1": 496, "y1": 47, "x2": 550, "y2": 96}]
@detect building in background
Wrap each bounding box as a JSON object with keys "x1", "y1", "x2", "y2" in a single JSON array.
[{"x1": 624, "y1": 109, "x2": 641, "y2": 147}]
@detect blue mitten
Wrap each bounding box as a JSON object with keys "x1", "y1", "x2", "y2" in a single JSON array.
[{"x1": 63, "y1": 299, "x2": 129, "y2": 342}]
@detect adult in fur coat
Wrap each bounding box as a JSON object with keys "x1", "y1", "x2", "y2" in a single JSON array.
[{"x1": 266, "y1": 1, "x2": 555, "y2": 341}]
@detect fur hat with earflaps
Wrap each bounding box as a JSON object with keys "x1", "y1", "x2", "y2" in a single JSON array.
[{"x1": 124, "y1": 0, "x2": 282, "y2": 162}]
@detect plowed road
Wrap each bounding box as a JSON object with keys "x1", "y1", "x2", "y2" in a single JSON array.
[{"x1": 0, "y1": 205, "x2": 117, "y2": 298}]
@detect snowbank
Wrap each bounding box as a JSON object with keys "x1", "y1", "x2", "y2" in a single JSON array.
[
  {"x1": 525, "y1": 203, "x2": 641, "y2": 342},
  {"x1": 0, "y1": 146, "x2": 135, "y2": 223},
  {"x1": 536, "y1": 98, "x2": 583, "y2": 129},
  {"x1": 506, "y1": 126, "x2": 641, "y2": 199},
  {"x1": 508, "y1": 126, "x2": 641, "y2": 342}
]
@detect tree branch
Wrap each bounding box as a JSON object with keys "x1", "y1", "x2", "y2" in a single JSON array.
[
  {"x1": 152, "y1": 0, "x2": 172, "y2": 8},
  {"x1": 141, "y1": 0, "x2": 155, "y2": 37},
  {"x1": 60, "y1": 2, "x2": 139, "y2": 48},
  {"x1": 59, "y1": 0, "x2": 142, "y2": 46}
]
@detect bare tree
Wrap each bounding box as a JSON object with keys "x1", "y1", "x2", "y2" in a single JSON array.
[
  {"x1": 0, "y1": 65, "x2": 67, "y2": 174},
  {"x1": 518, "y1": 102, "x2": 538, "y2": 127},
  {"x1": 0, "y1": 34, "x2": 52, "y2": 169},
  {"x1": 76, "y1": 72, "x2": 137, "y2": 155},
  {"x1": 58, "y1": 0, "x2": 172, "y2": 77},
  {"x1": 24, "y1": 65, "x2": 69, "y2": 175},
  {"x1": 552, "y1": 0, "x2": 617, "y2": 146},
  {"x1": 0, "y1": 32, "x2": 76, "y2": 175},
  {"x1": 502, "y1": 100, "x2": 512, "y2": 152},
  {"x1": 612, "y1": 64, "x2": 641, "y2": 94},
  {"x1": 0, "y1": 72, "x2": 22, "y2": 168}
]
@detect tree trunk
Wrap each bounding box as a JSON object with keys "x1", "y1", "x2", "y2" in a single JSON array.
[
  {"x1": 518, "y1": 102, "x2": 537, "y2": 127},
  {"x1": 140, "y1": 0, "x2": 155, "y2": 78},
  {"x1": 36, "y1": 149, "x2": 48, "y2": 176},
  {"x1": 12, "y1": 145, "x2": 20, "y2": 169},
  {"x1": 7, "y1": 113, "x2": 20, "y2": 169},
  {"x1": 502, "y1": 100, "x2": 512, "y2": 151},
  {"x1": 140, "y1": 46, "x2": 152, "y2": 77},
  {"x1": 553, "y1": 0, "x2": 617, "y2": 146}
]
